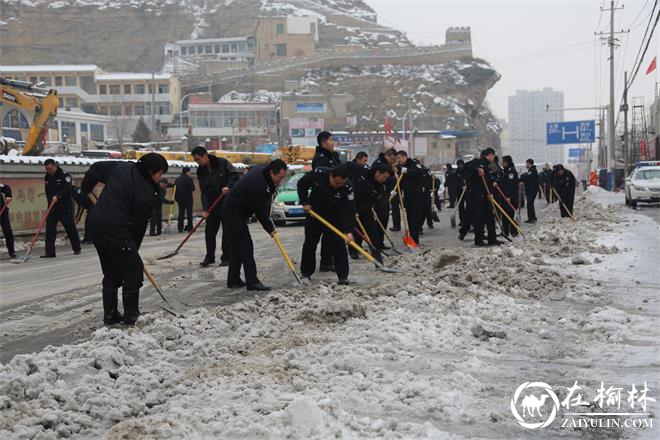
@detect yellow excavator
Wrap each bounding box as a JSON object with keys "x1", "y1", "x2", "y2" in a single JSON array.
[{"x1": 0, "y1": 77, "x2": 59, "y2": 155}]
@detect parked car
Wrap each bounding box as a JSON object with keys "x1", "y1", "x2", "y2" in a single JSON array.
[
  {"x1": 625, "y1": 166, "x2": 660, "y2": 207},
  {"x1": 271, "y1": 172, "x2": 306, "y2": 226}
]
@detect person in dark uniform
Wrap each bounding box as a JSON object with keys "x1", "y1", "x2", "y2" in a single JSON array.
[
  {"x1": 345, "y1": 162, "x2": 392, "y2": 259},
  {"x1": 0, "y1": 182, "x2": 16, "y2": 258},
  {"x1": 421, "y1": 162, "x2": 435, "y2": 230},
  {"x1": 519, "y1": 158, "x2": 539, "y2": 223},
  {"x1": 494, "y1": 155, "x2": 519, "y2": 237},
  {"x1": 371, "y1": 148, "x2": 397, "y2": 248},
  {"x1": 539, "y1": 164, "x2": 552, "y2": 203},
  {"x1": 552, "y1": 164, "x2": 576, "y2": 218},
  {"x1": 149, "y1": 178, "x2": 174, "y2": 236},
  {"x1": 42, "y1": 159, "x2": 81, "y2": 258},
  {"x1": 454, "y1": 159, "x2": 470, "y2": 230},
  {"x1": 298, "y1": 165, "x2": 355, "y2": 284},
  {"x1": 175, "y1": 166, "x2": 195, "y2": 232},
  {"x1": 353, "y1": 151, "x2": 369, "y2": 166},
  {"x1": 192, "y1": 146, "x2": 240, "y2": 267},
  {"x1": 222, "y1": 160, "x2": 289, "y2": 291},
  {"x1": 81, "y1": 153, "x2": 168, "y2": 325},
  {"x1": 462, "y1": 148, "x2": 502, "y2": 246},
  {"x1": 396, "y1": 150, "x2": 424, "y2": 244},
  {"x1": 312, "y1": 131, "x2": 342, "y2": 272},
  {"x1": 444, "y1": 163, "x2": 458, "y2": 208}
]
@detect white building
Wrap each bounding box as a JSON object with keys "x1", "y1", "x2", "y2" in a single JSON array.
[{"x1": 507, "y1": 88, "x2": 565, "y2": 165}]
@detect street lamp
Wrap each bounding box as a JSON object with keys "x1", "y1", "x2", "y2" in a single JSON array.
[{"x1": 179, "y1": 93, "x2": 194, "y2": 140}]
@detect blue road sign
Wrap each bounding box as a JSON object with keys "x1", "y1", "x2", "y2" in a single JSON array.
[{"x1": 546, "y1": 120, "x2": 596, "y2": 145}]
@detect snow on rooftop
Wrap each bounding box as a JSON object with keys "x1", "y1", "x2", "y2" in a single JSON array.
[
  {"x1": 0, "y1": 64, "x2": 98, "y2": 73},
  {"x1": 96, "y1": 73, "x2": 171, "y2": 81}
]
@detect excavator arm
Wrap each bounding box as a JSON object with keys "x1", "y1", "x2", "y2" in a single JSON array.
[{"x1": 0, "y1": 77, "x2": 59, "y2": 156}]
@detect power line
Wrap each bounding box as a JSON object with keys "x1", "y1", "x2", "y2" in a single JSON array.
[{"x1": 626, "y1": 0, "x2": 658, "y2": 88}]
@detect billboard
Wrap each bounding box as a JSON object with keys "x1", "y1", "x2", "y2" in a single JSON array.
[
  {"x1": 289, "y1": 118, "x2": 324, "y2": 146},
  {"x1": 547, "y1": 120, "x2": 596, "y2": 145},
  {"x1": 296, "y1": 102, "x2": 326, "y2": 114}
]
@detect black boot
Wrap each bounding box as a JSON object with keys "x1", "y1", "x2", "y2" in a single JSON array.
[
  {"x1": 102, "y1": 288, "x2": 123, "y2": 325},
  {"x1": 122, "y1": 289, "x2": 141, "y2": 325}
]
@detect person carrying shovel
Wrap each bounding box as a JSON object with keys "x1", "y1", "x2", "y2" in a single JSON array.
[
  {"x1": 81, "y1": 153, "x2": 169, "y2": 325},
  {"x1": 552, "y1": 164, "x2": 577, "y2": 219},
  {"x1": 298, "y1": 165, "x2": 356, "y2": 285},
  {"x1": 494, "y1": 155, "x2": 519, "y2": 238},
  {"x1": 345, "y1": 161, "x2": 393, "y2": 260},
  {"x1": 463, "y1": 148, "x2": 503, "y2": 247}
]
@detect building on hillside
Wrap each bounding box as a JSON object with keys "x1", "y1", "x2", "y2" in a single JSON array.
[
  {"x1": 279, "y1": 93, "x2": 353, "y2": 146},
  {"x1": 507, "y1": 88, "x2": 565, "y2": 165},
  {"x1": 0, "y1": 65, "x2": 181, "y2": 146},
  {"x1": 164, "y1": 37, "x2": 256, "y2": 74},
  {"x1": 256, "y1": 16, "x2": 319, "y2": 62},
  {"x1": 168, "y1": 102, "x2": 279, "y2": 150}
]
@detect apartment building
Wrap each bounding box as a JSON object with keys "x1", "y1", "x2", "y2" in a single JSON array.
[{"x1": 256, "y1": 16, "x2": 319, "y2": 61}]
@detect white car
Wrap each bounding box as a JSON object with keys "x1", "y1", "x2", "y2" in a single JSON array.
[{"x1": 625, "y1": 166, "x2": 660, "y2": 207}]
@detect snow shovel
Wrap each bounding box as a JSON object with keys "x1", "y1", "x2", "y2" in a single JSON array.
[
  {"x1": 353, "y1": 214, "x2": 385, "y2": 263},
  {"x1": 480, "y1": 175, "x2": 521, "y2": 240},
  {"x1": 308, "y1": 209, "x2": 404, "y2": 273},
  {"x1": 393, "y1": 171, "x2": 417, "y2": 251},
  {"x1": 18, "y1": 199, "x2": 58, "y2": 263},
  {"x1": 550, "y1": 187, "x2": 577, "y2": 222},
  {"x1": 272, "y1": 232, "x2": 303, "y2": 286},
  {"x1": 157, "y1": 193, "x2": 226, "y2": 260},
  {"x1": 450, "y1": 187, "x2": 466, "y2": 228},
  {"x1": 143, "y1": 265, "x2": 186, "y2": 316},
  {"x1": 371, "y1": 208, "x2": 402, "y2": 255},
  {"x1": 516, "y1": 184, "x2": 523, "y2": 222}
]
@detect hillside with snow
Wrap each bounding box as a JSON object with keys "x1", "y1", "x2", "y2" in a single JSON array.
[{"x1": 0, "y1": 0, "x2": 408, "y2": 70}]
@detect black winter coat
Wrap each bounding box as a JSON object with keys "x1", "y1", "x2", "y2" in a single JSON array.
[
  {"x1": 498, "y1": 164, "x2": 519, "y2": 202},
  {"x1": 197, "y1": 155, "x2": 240, "y2": 209},
  {"x1": 346, "y1": 161, "x2": 386, "y2": 212},
  {"x1": 174, "y1": 173, "x2": 195, "y2": 204},
  {"x1": 0, "y1": 183, "x2": 12, "y2": 209},
  {"x1": 553, "y1": 170, "x2": 576, "y2": 198},
  {"x1": 81, "y1": 161, "x2": 160, "y2": 251},
  {"x1": 520, "y1": 166, "x2": 540, "y2": 196},
  {"x1": 298, "y1": 168, "x2": 355, "y2": 233},
  {"x1": 223, "y1": 165, "x2": 277, "y2": 234},
  {"x1": 45, "y1": 167, "x2": 74, "y2": 211},
  {"x1": 398, "y1": 158, "x2": 424, "y2": 196},
  {"x1": 312, "y1": 146, "x2": 341, "y2": 171},
  {"x1": 463, "y1": 158, "x2": 492, "y2": 197}
]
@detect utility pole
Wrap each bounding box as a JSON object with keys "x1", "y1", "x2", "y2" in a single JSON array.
[
  {"x1": 623, "y1": 70, "x2": 629, "y2": 174},
  {"x1": 595, "y1": 1, "x2": 626, "y2": 189},
  {"x1": 151, "y1": 71, "x2": 156, "y2": 139},
  {"x1": 408, "y1": 98, "x2": 415, "y2": 157}
]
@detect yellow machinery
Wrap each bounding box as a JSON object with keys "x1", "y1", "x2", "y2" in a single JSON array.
[{"x1": 0, "y1": 78, "x2": 59, "y2": 156}]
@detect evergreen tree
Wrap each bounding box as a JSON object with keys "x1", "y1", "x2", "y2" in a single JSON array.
[{"x1": 132, "y1": 117, "x2": 152, "y2": 143}]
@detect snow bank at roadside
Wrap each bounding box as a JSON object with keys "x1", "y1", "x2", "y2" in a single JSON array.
[{"x1": 0, "y1": 193, "x2": 652, "y2": 440}]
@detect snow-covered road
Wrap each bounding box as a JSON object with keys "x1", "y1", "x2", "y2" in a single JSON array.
[{"x1": 0, "y1": 190, "x2": 658, "y2": 439}]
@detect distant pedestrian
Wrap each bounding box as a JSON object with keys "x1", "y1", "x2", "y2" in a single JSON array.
[
  {"x1": 175, "y1": 167, "x2": 195, "y2": 232},
  {"x1": 42, "y1": 159, "x2": 81, "y2": 258},
  {"x1": 149, "y1": 178, "x2": 174, "y2": 236},
  {"x1": 0, "y1": 182, "x2": 16, "y2": 258}
]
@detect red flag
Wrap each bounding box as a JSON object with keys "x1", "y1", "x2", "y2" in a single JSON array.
[{"x1": 646, "y1": 56, "x2": 657, "y2": 75}]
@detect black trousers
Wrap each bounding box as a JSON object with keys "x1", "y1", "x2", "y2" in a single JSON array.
[
  {"x1": 224, "y1": 215, "x2": 260, "y2": 286},
  {"x1": 94, "y1": 243, "x2": 143, "y2": 290},
  {"x1": 1, "y1": 208, "x2": 15, "y2": 255},
  {"x1": 559, "y1": 190, "x2": 575, "y2": 218},
  {"x1": 500, "y1": 197, "x2": 517, "y2": 236},
  {"x1": 525, "y1": 191, "x2": 537, "y2": 221},
  {"x1": 320, "y1": 230, "x2": 334, "y2": 267},
  {"x1": 205, "y1": 208, "x2": 229, "y2": 262},
  {"x1": 404, "y1": 192, "x2": 424, "y2": 244},
  {"x1": 424, "y1": 191, "x2": 434, "y2": 227},
  {"x1": 350, "y1": 209, "x2": 379, "y2": 256},
  {"x1": 390, "y1": 195, "x2": 401, "y2": 229},
  {"x1": 177, "y1": 200, "x2": 193, "y2": 232},
  {"x1": 150, "y1": 203, "x2": 163, "y2": 235},
  {"x1": 45, "y1": 208, "x2": 81, "y2": 256},
  {"x1": 301, "y1": 214, "x2": 349, "y2": 280},
  {"x1": 469, "y1": 193, "x2": 496, "y2": 243},
  {"x1": 448, "y1": 188, "x2": 457, "y2": 207},
  {"x1": 372, "y1": 198, "x2": 389, "y2": 248}
]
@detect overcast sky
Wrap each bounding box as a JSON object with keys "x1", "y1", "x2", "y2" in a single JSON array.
[{"x1": 366, "y1": 0, "x2": 659, "y2": 124}]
